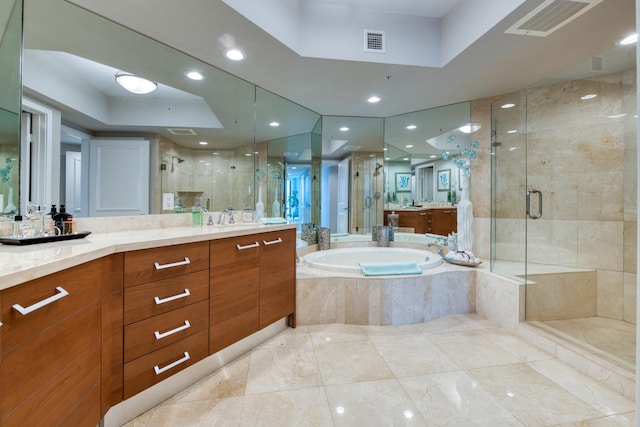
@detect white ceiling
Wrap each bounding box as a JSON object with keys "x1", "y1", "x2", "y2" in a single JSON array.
[{"x1": 67, "y1": 0, "x2": 635, "y2": 118}]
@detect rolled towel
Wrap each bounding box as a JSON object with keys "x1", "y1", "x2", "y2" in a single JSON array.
[
  {"x1": 359, "y1": 261, "x2": 421, "y2": 276},
  {"x1": 330, "y1": 233, "x2": 349, "y2": 237},
  {"x1": 260, "y1": 217, "x2": 287, "y2": 225}
]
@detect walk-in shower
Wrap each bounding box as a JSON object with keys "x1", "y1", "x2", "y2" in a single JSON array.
[{"x1": 491, "y1": 60, "x2": 637, "y2": 370}]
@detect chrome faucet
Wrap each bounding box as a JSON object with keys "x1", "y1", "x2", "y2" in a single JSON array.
[
  {"x1": 217, "y1": 209, "x2": 228, "y2": 224},
  {"x1": 427, "y1": 236, "x2": 448, "y2": 256},
  {"x1": 228, "y1": 209, "x2": 235, "y2": 224}
]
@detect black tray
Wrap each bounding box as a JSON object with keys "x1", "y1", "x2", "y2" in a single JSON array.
[{"x1": 0, "y1": 231, "x2": 91, "y2": 245}]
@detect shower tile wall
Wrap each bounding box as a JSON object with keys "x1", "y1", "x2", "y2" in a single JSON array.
[
  {"x1": 158, "y1": 135, "x2": 254, "y2": 213},
  {"x1": 478, "y1": 70, "x2": 637, "y2": 324},
  {"x1": 351, "y1": 152, "x2": 384, "y2": 234}
]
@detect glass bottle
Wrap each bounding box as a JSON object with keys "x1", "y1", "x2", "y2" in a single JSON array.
[{"x1": 192, "y1": 197, "x2": 202, "y2": 227}]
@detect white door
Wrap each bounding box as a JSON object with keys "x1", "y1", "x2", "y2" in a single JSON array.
[
  {"x1": 65, "y1": 151, "x2": 84, "y2": 216},
  {"x1": 336, "y1": 158, "x2": 350, "y2": 233},
  {"x1": 89, "y1": 139, "x2": 150, "y2": 216}
]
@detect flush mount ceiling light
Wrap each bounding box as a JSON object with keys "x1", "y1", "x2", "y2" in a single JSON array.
[
  {"x1": 186, "y1": 71, "x2": 205, "y2": 81},
  {"x1": 619, "y1": 33, "x2": 638, "y2": 46},
  {"x1": 225, "y1": 48, "x2": 246, "y2": 61},
  {"x1": 367, "y1": 96, "x2": 381, "y2": 103},
  {"x1": 115, "y1": 72, "x2": 158, "y2": 94},
  {"x1": 458, "y1": 123, "x2": 481, "y2": 133}
]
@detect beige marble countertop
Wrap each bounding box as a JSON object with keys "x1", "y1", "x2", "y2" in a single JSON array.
[
  {"x1": 383, "y1": 206, "x2": 457, "y2": 212},
  {"x1": 0, "y1": 222, "x2": 297, "y2": 291}
]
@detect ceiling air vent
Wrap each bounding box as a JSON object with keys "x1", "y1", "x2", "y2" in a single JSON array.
[
  {"x1": 505, "y1": 0, "x2": 603, "y2": 37},
  {"x1": 589, "y1": 56, "x2": 604, "y2": 72},
  {"x1": 364, "y1": 29, "x2": 385, "y2": 53},
  {"x1": 167, "y1": 128, "x2": 197, "y2": 135}
]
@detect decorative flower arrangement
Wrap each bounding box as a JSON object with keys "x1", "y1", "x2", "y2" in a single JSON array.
[
  {"x1": 0, "y1": 157, "x2": 13, "y2": 183},
  {"x1": 441, "y1": 138, "x2": 480, "y2": 176},
  {"x1": 255, "y1": 161, "x2": 284, "y2": 183}
]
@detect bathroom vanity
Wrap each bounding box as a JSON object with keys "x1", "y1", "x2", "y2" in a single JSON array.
[
  {"x1": 384, "y1": 207, "x2": 457, "y2": 235},
  {"x1": 0, "y1": 223, "x2": 296, "y2": 426}
]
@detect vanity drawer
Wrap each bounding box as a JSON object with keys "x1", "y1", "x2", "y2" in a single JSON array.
[
  {"x1": 123, "y1": 329, "x2": 208, "y2": 399},
  {"x1": 124, "y1": 241, "x2": 209, "y2": 288},
  {"x1": 1, "y1": 259, "x2": 102, "y2": 351},
  {"x1": 210, "y1": 235, "x2": 261, "y2": 267},
  {"x1": 124, "y1": 300, "x2": 209, "y2": 362},
  {"x1": 259, "y1": 229, "x2": 295, "y2": 257},
  {"x1": 124, "y1": 270, "x2": 209, "y2": 325}
]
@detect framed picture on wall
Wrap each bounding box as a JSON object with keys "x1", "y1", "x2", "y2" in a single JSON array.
[
  {"x1": 437, "y1": 169, "x2": 450, "y2": 191},
  {"x1": 395, "y1": 172, "x2": 411, "y2": 192}
]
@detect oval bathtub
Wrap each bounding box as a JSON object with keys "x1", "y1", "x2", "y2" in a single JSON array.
[{"x1": 303, "y1": 247, "x2": 441, "y2": 274}]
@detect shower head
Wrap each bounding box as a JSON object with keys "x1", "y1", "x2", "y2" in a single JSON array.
[
  {"x1": 375, "y1": 162, "x2": 383, "y2": 170},
  {"x1": 172, "y1": 155, "x2": 185, "y2": 163}
]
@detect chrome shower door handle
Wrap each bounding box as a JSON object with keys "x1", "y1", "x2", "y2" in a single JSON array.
[{"x1": 526, "y1": 189, "x2": 542, "y2": 219}]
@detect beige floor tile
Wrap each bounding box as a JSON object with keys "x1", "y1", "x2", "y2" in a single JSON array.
[
  {"x1": 468, "y1": 363, "x2": 603, "y2": 426},
  {"x1": 245, "y1": 346, "x2": 322, "y2": 394},
  {"x1": 400, "y1": 371, "x2": 525, "y2": 426},
  {"x1": 324, "y1": 379, "x2": 428, "y2": 426},
  {"x1": 240, "y1": 387, "x2": 334, "y2": 427},
  {"x1": 167, "y1": 354, "x2": 250, "y2": 403},
  {"x1": 481, "y1": 328, "x2": 554, "y2": 362},
  {"x1": 308, "y1": 323, "x2": 369, "y2": 345},
  {"x1": 428, "y1": 330, "x2": 522, "y2": 369},
  {"x1": 370, "y1": 333, "x2": 459, "y2": 377},
  {"x1": 528, "y1": 359, "x2": 635, "y2": 416},
  {"x1": 314, "y1": 339, "x2": 394, "y2": 385},
  {"x1": 363, "y1": 323, "x2": 421, "y2": 337},
  {"x1": 141, "y1": 397, "x2": 244, "y2": 427}
]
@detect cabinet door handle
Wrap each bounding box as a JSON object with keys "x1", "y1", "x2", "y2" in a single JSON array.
[
  {"x1": 154, "y1": 289, "x2": 191, "y2": 305},
  {"x1": 154, "y1": 351, "x2": 190, "y2": 375},
  {"x1": 154, "y1": 320, "x2": 191, "y2": 340},
  {"x1": 419, "y1": 213, "x2": 426, "y2": 216},
  {"x1": 12, "y1": 286, "x2": 69, "y2": 315},
  {"x1": 236, "y1": 241, "x2": 259, "y2": 250},
  {"x1": 154, "y1": 257, "x2": 191, "y2": 270},
  {"x1": 262, "y1": 237, "x2": 283, "y2": 246}
]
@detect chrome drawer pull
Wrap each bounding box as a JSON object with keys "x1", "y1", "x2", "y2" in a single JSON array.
[
  {"x1": 154, "y1": 320, "x2": 191, "y2": 340},
  {"x1": 12, "y1": 286, "x2": 69, "y2": 315},
  {"x1": 236, "y1": 241, "x2": 259, "y2": 250},
  {"x1": 154, "y1": 351, "x2": 190, "y2": 375},
  {"x1": 262, "y1": 237, "x2": 283, "y2": 246},
  {"x1": 154, "y1": 257, "x2": 191, "y2": 270},
  {"x1": 154, "y1": 289, "x2": 191, "y2": 305}
]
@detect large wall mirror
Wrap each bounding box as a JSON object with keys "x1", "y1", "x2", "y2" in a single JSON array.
[
  {"x1": 0, "y1": 0, "x2": 22, "y2": 217},
  {"x1": 384, "y1": 102, "x2": 472, "y2": 208}
]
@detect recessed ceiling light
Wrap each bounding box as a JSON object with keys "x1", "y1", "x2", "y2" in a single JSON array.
[
  {"x1": 619, "y1": 33, "x2": 638, "y2": 46},
  {"x1": 367, "y1": 96, "x2": 381, "y2": 103},
  {"x1": 430, "y1": 155, "x2": 437, "y2": 158},
  {"x1": 405, "y1": 144, "x2": 414, "y2": 148},
  {"x1": 501, "y1": 103, "x2": 515, "y2": 109},
  {"x1": 339, "y1": 127, "x2": 349, "y2": 131},
  {"x1": 406, "y1": 125, "x2": 417, "y2": 130},
  {"x1": 507, "y1": 129, "x2": 518, "y2": 134},
  {"x1": 291, "y1": 166, "x2": 297, "y2": 169},
  {"x1": 269, "y1": 121, "x2": 280, "y2": 127},
  {"x1": 213, "y1": 152, "x2": 220, "y2": 155},
  {"x1": 245, "y1": 153, "x2": 252, "y2": 156},
  {"x1": 403, "y1": 157, "x2": 409, "y2": 161},
  {"x1": 458, "y1": 123, "x2": 481, "y2": 134},
  {"x1": 199, "y1": 141, "x2": 208, "y2": 145},
  {"x1": 383, "y1": 147, "x2": 388, "y2": 151},
  {"x1": 225, "y1": 48, "x2": 246, "y2": 61},
  {"x1": 608, "y1": 114, "x2": 626, "y2": 119},
  {"x1": 115, "y1": 72, "x2": 157, "y2": 94},
  {"x1": 199, "y1": 160, "x2": 205, "y2": 163},
  {"x1": 580, "y1": 94, "x2": 597, "y2": 100},
  {"x1": 508, "y1": 147, "x2": 518, "y2": 151},
  {"x1": 186, "y1": 71, "x2": 205, "y2": 81}
]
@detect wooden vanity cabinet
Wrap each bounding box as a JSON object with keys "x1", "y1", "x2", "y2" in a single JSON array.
[
  {"x1": 384, "y1": 209, "x2": 429, "y2": 234},
  {"x1": 209, "y1": 228, "x2": 296, "y2": 353},
  {"x1": 0, "y1": 259, "x2": 103, "y2": 426},
  {"x1": 431, "y1": 208, "x2": 457, "y2": 235},
  {"x1": 122, "y1": 241, "x2": 210, "y2": 399}
]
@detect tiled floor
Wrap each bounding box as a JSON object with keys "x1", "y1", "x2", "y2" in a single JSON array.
[
  {"x1": 540, "y1": 317, "x2": 636, "y2": 367},
  {"x1": 123, "y1": 314, "x2": 636, "y2": 426}
]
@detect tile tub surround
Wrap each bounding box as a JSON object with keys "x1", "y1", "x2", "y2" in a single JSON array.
[{"x1": 123, "y1": 316, "x2": 635, "y2": 427}]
